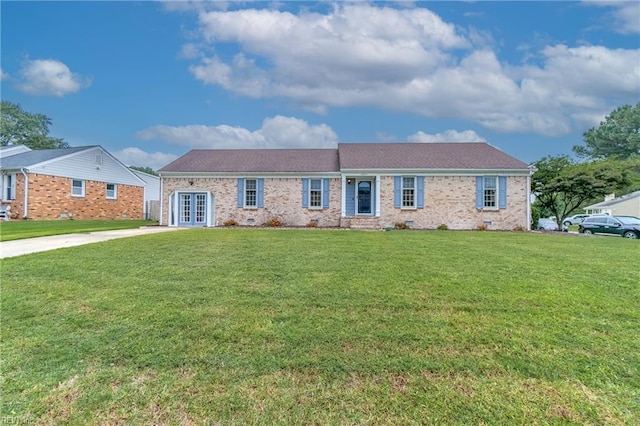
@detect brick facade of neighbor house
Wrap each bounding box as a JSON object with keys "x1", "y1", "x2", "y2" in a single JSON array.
[{"x1": 20, "y1": 173, "x2": 144, "y2": 220}]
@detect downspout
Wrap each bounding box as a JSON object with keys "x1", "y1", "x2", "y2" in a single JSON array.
[
  {"x1": 21, "y1": 168, "x2": 28, "y2": 219},
  {"x1": 526, "y1": 166, "x2": 534, "y2": 231},
  {"x1": 159, "y1": 174, "x2": 164, "y2": 225}
]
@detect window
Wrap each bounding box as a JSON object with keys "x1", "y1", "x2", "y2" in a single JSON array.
[
  {"x1": 402, "y1": 177, "x2": 415, "y2": 208},
  {"x1": 237, "y1": 178, "x2": 264, "y2": 208},
  {"x1": 475, "y1": 176, "x2": 507, "y2": 210},
  {"x1": 244, "y1": 179, "x2": 257, "y2": 207},
  {"x1": 483, "y1": 177, "x2": 497, "y2": 208},
  {"x1": 106, "y1": 183, "x2": 117, "y2": 199},
  {"x1": 394, "y1": 176, "x2": 424, "y2": 209},
  {"x1": 3, "y1": 174, "x2": 15, "y2": 200},
  {"x1": 309, "y1": 179, "x2": 322, "y2": 208},
  {"x1": 71, "y1": 179, "x2": 85, "y2": 197}
]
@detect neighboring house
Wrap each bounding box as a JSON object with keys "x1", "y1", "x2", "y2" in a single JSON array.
[
  {"x1": 130, "y1": 169, "x2": 160, "y2": 220},
  {"x1": 159, "y1": 143, "x2": 532, "y2": 230},
  {"x1": 584, "y1": 191, "x2": 640, "y2": 217},
  {"x1": 0, "y1": 145, "x2": 146, "y2": 220}
]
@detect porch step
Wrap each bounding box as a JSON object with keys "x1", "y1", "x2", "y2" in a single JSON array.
[{"x1": 343, "y1": 217, "x2": 381, "y2": 229}]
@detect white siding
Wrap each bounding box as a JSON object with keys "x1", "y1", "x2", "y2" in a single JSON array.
[
  {"x1": 131, "y1": 170, "x2": 160, "y2": 201},
  {"x1": 29, "y1": 147, "x2": 144, "y2": 186}
]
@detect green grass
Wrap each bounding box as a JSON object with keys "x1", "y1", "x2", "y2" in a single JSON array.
[
  {"x1": 2, "y1": 229, "x2": 639, "y2": 424},
  {"x1": 0, "y1": 219, "x2": 155, "y2": 241}
]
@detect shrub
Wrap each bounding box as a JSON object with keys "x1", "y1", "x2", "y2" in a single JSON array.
[
  {"x1": 394, "y1": 222, "x2": 409, "y2": 230},
  {"x1": 306, "y1": 221, "x2": 318, "y2": 228},
  {"x1": 264, "y1": 217, "x2": 283, "y2": 227},
  {"x1": 477, "y1": 224, "x2": 488, "y2": 231},
  {"x1": 223, "y1": 219, "x2": 239, "y2": 227},
  {"x1": 513, "y1": 225, "x2": 526, "y2": 232},
  {"x1": 437, "y1": 224, "x2": 449, "y2": 231}
]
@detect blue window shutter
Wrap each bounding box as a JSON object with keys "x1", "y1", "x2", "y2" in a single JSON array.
[
  {"x1": 237, "y1": 178, "x2": 244, "y2": 207},
  {"x1": 257, "y1": 178, "x2": 264, "y2": 208},
  {"x1": 475, "y1": 176, "x2": 483, "y2": 209},
  {"x1": 322, "y1": 178, "x2": 330, "y2": 208},
  {"x1": 302, "y1": 178, "x2": 309, "y2": 208},
  {"x1": 394, "y1": 176, "x2": 401, "y2": 208},
  {"x1": 416, "y1": 176, "x2": 425, "y2": 208},
  {"x1": 499, "y1": 176, "x2": 507, "y2": 209}
]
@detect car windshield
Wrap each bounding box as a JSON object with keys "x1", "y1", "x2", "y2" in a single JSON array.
[{"x1": 617, "y1": 216, "x2": 640, "y2": 225}]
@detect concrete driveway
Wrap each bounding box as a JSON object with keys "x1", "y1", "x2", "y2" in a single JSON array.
[{"x1": 0, "y1": 226, "x2": 182, "y2": 259}]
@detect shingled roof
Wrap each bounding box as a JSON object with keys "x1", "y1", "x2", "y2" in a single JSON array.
[
  {"x1": 160, "y1": 149, "x2": 340, "y2": 173},
  {"x1": 159, "y1": 143, "x2": 529, "y2": 173},
  {"x1": 338, "y1": 143, "x2": 529, "y2": 170}
]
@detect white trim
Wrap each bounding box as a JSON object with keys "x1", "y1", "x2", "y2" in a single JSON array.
[
  {"x1": 375, "y1": 175, "x2": 381, "y2": 217},
  {"x1": 244, "y1": 178, "x2": 258, "y2": 208},
  {"x1": 341, "y1": 175, "x2": 347, "y2": 217},
  {"x1": 308, "y1": 178, "x2": 323, "y2": 209},
  {"x1": 71, "y1": 179, "x2": 85, "y2": 197},
  {"x1": 106, "y1": 183, "x2": 117, "y2": 199},
  {"x1": 21, "y1": 168, "x2": 28, "y2": 218}
]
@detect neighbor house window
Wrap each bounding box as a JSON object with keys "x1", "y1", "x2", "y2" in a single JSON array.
[
  {"x1": 402, "y1": 177, "x2": 416, "y2": 208},
  {"x1": 106, "y1": 183, "x2": 117, "y2": 199},
  {"x1": 483, "y1": 177, "x2": 497, "y2": 208},
  {"x1": 3, "y1": 174, "x2": 15, "y2": 200},
  {"x1": 244, "y1": 179, "x2": 257, "y2": 207},
  {"x1": 309, "y1": 179, "x2": 322, "y2": 208},
  {"x1": 71, "y1": 179, "x2": 85, "y2": 197}
]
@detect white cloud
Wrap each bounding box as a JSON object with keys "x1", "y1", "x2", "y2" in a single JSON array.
[
  {"x1": 0, "y1": 69, "x2": 8, "y2": 80},
  {"x1": 18, "y1": 59, "x2": 91, "y2": 97},
  {"x1": 136, "y1": 115, "x2": 339, "y2": 149},
  {"x1": 407, "y1": 130, "x2": 487, "y2": 143},
  {"x1": 113, "y1": 147, "x2": 178, "y2": 170},
  {"x1": 175, "y1": 3, "x2": 640, "y2": 136},
  {"x1": 583, "y1": 1, "x2": 640, "y2": 34}
]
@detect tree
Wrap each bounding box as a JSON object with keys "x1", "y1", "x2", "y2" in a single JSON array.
[
  {"x1": 573, "y1": 102, "x2": 640, "y2": 160},
  {"x1": 532, "y1": 155, "x2": 629, "y2": 226},
  {"x1": 129, "y1": 166, "x2": 158, "y2": 176},
  {"x1": 0, "y1": 101, "x2": 69, "y2": 149}
]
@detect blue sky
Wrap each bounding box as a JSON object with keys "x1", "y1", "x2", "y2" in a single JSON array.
[{"x1": 1, "y1": 1, "x2": 639, "y2": 170}]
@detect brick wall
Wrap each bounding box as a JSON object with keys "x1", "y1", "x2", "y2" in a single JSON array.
[
  {"x1": 161, "y1": 177, "x2": 342, "y2": 227},
  {"x1": 378, "y1": 175, "x2": 529, "y2": 230},
  {"x1": 162, "y1": 175, "x2": 529, "y2": 230},
  {"x1": 16, "y1": 173, "x2": 144, "y2": 220}
]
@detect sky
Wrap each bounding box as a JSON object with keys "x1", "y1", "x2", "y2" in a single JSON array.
[{"x1": 1, "y1": 1, "x2": 639, "y2": 170}]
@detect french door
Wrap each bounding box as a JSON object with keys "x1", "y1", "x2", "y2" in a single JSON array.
[{"x1": 178, "y1": 193, "x2": 207, "y2": 226}]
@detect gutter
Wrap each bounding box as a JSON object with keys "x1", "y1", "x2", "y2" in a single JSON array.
[{"x1": 21, "y1": 168, "x2": 28, "y2": 218}]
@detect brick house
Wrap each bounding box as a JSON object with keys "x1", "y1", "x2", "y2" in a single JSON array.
[
  {"x1": 159, "y1": 143, "x2": 532, "y2": 230},
  {"x1": 0, "y1": 145, "x2": 146, "y2": 220}
]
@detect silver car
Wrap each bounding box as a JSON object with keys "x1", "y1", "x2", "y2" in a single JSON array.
[
  {"x1": 537, "y1": 218, "x2": 559, "y2": 231},
  {"x1": 562, "y1": 214, "x2": 590, "y2": 226}
]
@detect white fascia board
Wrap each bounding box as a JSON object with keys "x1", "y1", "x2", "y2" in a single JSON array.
[
  {"x1": 159, "y1": 171, "x2": 342, "y2": 179},
  {"x1": 339, "y1": 168, "x2": 532, "y2": 176}
]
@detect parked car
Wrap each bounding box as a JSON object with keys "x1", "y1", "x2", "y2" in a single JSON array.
[
  {"x1": 578, "y1": 216, "x2": 640, "y2": 239},
  {"x1": 537, "y1": 218, "x2": 559, "y2": 231},
  {"x1": 562, "y1": 214, "x2": 590, "y2": 226}
]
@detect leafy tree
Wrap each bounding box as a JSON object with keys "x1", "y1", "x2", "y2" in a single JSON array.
[
  {"x1": 129, "y1": 166, "x2": 158, "y2": 176},
  {"x1": 532, "y1": 155, "x2": 629, "y2": 226},
  {"x1": 0, "y1": 101, "x2": 69, "y2": 149},
  {"x1": 573, "y1": 102, "x2": 640, "y2": 160}
]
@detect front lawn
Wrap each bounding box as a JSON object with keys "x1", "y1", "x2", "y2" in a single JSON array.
[
  {"x1": 2, "y1": 229, "x2": 639, "y2": 424},
  {"x1": 0, "y1": 219, "x2": 155, "y2": 241}
]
